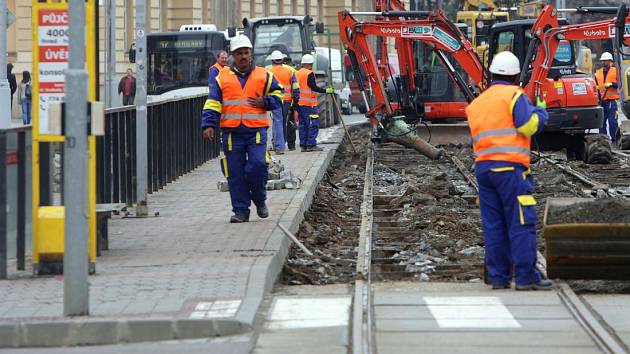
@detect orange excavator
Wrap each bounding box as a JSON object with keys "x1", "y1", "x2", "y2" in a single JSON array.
[{"x1": 339, "y1": 3, "x2": 630, "y2": 162}]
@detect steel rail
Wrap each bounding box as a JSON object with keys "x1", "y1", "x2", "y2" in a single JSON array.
[
  {"x1": 557, "y1": 282, "x2": 630, "y2": 354},
  {"x1": 353, "y1": 142, "x2": 375, "y2": 354},
  {"x1": 534, "y1": 152, "x2": 610, "y2": 193}
]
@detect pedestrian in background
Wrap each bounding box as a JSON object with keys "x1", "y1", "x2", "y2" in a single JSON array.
[
  {"x1": 595, "y1": 52, "x2": 619, "y2": 142},
  {"x1": 465, "y1": 51, "x2": 552, "y2": 291},
  {"x1": 267, "y1": 50, "x2": 299, "y2": 154},
  {"x1": 208, "y1": 50, "x2": 228, "y2": 87},
  {"x1": 118, "y1": 68, "x2": 136, "y2": 106},
  {"x1": 295, "y1": 54, "x2": 333, "y2": 152},
  {"x1": 201, "y1": 35, "x2": 283, "y2": 223},
  {"x1": 17, "y1": 70, "x2": 32, "y2": 125},
  {"x1": 7, "y1": 63, "x2": 17, "y2": 112}
]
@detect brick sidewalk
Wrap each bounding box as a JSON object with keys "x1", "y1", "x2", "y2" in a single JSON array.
[{"x1": 0, "y1": 126, "x2": 343, "y2": 330}]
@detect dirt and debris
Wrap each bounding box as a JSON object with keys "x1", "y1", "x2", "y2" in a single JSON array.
[{"x1": 547, "y1": 198, "x2": 630, "y2": 225}]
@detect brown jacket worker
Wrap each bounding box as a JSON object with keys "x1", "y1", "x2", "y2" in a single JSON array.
[
  {"x1": 201, "y1": 36, "x2": 284, "y2": 223},
  {"x1": 466, "y1": 51, "x2": 552, "y2": 291},
  {"x1": 595, "y1": 52, "x2": 619, "y2": 142}
]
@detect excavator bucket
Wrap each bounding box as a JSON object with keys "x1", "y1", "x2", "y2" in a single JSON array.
[{"x1": 543, "y1": 197, "x2": 630, "y2": 280}]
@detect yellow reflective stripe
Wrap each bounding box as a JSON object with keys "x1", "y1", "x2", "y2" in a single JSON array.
[
  {"x1": 216, "y1": 77, "x2": 222, "y2": 89},
  {"x1": 310, "y1": 114, "x2": 319, "y2": 119},
  {"x1": 516, "y1": 113, "x2": 540, "y2": 137},
  {"x1": 265, "y1": 150, "x2": 271, "y2": 164},
  {"x1": 522, "y1": 168, "x2": 531, "y2": 180},
  {"x1": 517, "y1": 195, "x2": 536, "y2": 206},
  {"x1": 269, "y1": 90, "x2": 284, "y2": 100},
  {"x1": 292, "y1": 82, "x2": 300, "y2": 90},
  {"x1": 221, "y1": 157, "x2": 229, "y2": 178},
  {"x1": 509, "y1": 90, "x2": 523, "y2": 115},
  {"x1": 227, "y1": 132, "x2": 232, "y2": 151},
  {"x1": 265, "y1": 73, "x2": 274, "y2": 95},
  {"x1": 203, "y1": 99, "x2": 222, "y2": 112},
  {"x1": 490, "y1": 167, "x2": 515, "y2": 172},
  {"x1": 518, "y1": 204, "x2": 524, "y2": 225},
  {"x1": 256, "y1": 131, "x2": 261, "y2": 144}
]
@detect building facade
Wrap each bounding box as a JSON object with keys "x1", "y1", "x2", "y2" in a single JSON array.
[{"x1": 6, "y1": 0, "x2": 362, "y2": 115}]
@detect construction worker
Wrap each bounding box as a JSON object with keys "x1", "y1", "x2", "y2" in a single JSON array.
[
  {"x1": 595, "y1": 52, "x2": 619, "y2": 142},
  {"x1": 267, "y1": 50, "x2": 299, "y2": 154},
  {"x1": 201, "y1": 36, "x2": 284, "y2": 223},
  {"x1": 283, "y1": 54, "x2": 299, "y2": 150},
  {"x1": 208, "y1": 50, "x2": 228, "y2": 87},
  {"x1": 465, "y1": 51, "x2": 552, "y2": 291},
  {"x1": 296, "y1": 54, "x2": 334, "y2": 152}
]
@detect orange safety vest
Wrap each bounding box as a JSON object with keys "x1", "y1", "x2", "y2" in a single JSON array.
[
  {"x1": 296, "y1": 68, "x2": 318, "y2": 107},
  {"x1": 465, "y1": 84, "x2": 531, "y2": 167},
  {"x1": 270, "y1": 64, "x2": 294, "y2": 102},
  {"x1": 210, "y1": 63, "x2": 223, "y2": 72},
  {"x1": 217, "y1": 66, "x2": 270, "y2": 128},
  {"x1": 595, "y1": 67, "x2": 620, "y2": 100}
]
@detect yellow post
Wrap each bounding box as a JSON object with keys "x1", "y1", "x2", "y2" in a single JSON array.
[{"x1": 31, "y1": 0, "x2": 98, "y2": 274}]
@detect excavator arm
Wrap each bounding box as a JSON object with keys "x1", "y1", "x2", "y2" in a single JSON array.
[
  {"x1": 338, "y1": 9, "x2": 486, "y2": 124},
  {"x1": 524, "y1": 4, "x2": 630, "y2": 100}
]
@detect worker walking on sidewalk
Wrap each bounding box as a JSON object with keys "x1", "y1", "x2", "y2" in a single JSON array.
[
  {"x1": 465, "y1": 51, "x2": 552, "y2": 291},
  {"x1": 201, "y1": 35, "x2": 284, "y2": 223},
  {"x1": 595, "y1": 52, "x2": 619, "y2": 143},
  {"x1": 296, "y1": 54, "x2": 334, "y2": 152},
  {"x1": 267, "y1": 50, "x2": 299, "y2": 154}
]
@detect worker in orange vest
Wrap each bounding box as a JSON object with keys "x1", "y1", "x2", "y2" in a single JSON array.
[
  {"x1": 201, "y1": 36, "x2": 284, "y2": 223},
  {"x1": 595, "y1": 52, "x2": 619, "y2": 142},
  {"x1": 465, "y1": 51, "x2": 552, "y2": 291},
  {"x1": 296, "y1": 54, "x2": 334, "y2": 152},
  {"x1": 208, "y1": 50, "x2": 228, "y2": 88},
  {"x1": 267, "y1": 50, "x2": 299, "y2": 154}
]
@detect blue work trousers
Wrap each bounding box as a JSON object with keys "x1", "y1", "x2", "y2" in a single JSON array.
[
  {"x1": 221, "y1": 126, "x2": 268, "y2": 218},
  {"x1": 297, "y1": 105, "x2": 319, "y2": 148},
  {"x1": 271, "y1": 106, "x2": 286, "y2": 151},
  {"x1": 476, "y1": 166, "x2": 542, "y2": 287},
  {"x1": 599, "y1": 99, "x2": 618, "y2": 142}
]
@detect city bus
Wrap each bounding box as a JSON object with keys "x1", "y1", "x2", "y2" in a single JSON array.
[{"x1": 147, "y1": 28, "x2": 229, "y2": 102}]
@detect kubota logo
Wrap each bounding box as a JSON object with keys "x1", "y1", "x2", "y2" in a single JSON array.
[
  {"x1": 583, "y1": 29, "x2": 607, "y2": 37},
  {"x1": 380, "y1": 28, "x2": 401, "y2": 34}
]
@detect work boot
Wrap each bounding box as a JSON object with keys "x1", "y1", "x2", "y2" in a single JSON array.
[
  {"x1": 491, "y1": 283, "x2": 511, "y2": 290},
  {"x1": 275, "y1": 150, "x2": 285, "y2": 155},
  {"x1": 256, "y1": 203, "x2": 269, "y2": 219},
  {"x1": 515, "y1": 279, "x2": 554, "y2": 291},
  {"x1": 229, "y1": 214, "x2": 249, "y2": 223},
  {"x1": 300, "y1": 146, "x2": 308, "y2": 152},
  {"x1": 307, "y1": 146, "x2": 324, "y2": 152}
]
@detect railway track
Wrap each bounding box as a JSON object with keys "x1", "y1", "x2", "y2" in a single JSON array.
[{"x1": 351, "y1": 133, "x2": 629, "y2": 354}]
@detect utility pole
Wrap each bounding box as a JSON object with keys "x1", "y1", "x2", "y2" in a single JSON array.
[
  {"x1": 105, "y1": 0, "x2": 117, "y2": 107},
  {"x1": 135, "y1": 0, "x2": 148, "y2": 216},
  {"x1": 0, "y1": 0, "x2": 11, "y2": 129},
  {"x1": 64, "y1": 0, "x2": 90, "y2": 316}
]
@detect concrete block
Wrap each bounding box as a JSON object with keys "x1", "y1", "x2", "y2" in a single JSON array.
[
  {"x1": 69, "y1": 320, "x2": 119, "y2": 346},
  {"x1": 212, "y1": 319, "x2": 249, "y2": 336},
  {"x1": 175, "y1": 319, "x2": 217, "y2": 339},
  {"x1": 21, "y1": 321, "x2": 71, "y2": 347},
  {"x1": 124, "y1": 319, "x2": 175, "y2": 343},
  {"x1": 0, "y1": 323, "x2": 18, "y2": 347}
]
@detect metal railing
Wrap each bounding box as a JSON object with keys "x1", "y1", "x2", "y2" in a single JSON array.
[
  {"x1": 0, "y1": 126, "x2": 31, "y2": 278},
  {"x1": 97, "y1": 94, "x2": 220, "y2": 205}
]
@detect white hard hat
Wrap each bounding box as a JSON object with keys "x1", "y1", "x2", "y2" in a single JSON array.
[
  {"x1": 270, "y1": 50, "x2": 284, "y2": 61},
  {"x1": 230, "y1": 35, "x2": 252, "y2": 52},
  {"x1": 489, "y1": 51, "x2": 521, "y2": 76},
  {"x1": 301, "y1": 54, "x2": 314, "y2": 64},
  {"x1": 600, "y1": 52, "x2": 613, "y2": 61}
]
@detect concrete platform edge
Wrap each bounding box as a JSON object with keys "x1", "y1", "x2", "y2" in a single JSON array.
[{"x1": 235, "y1": 127, "x2": 343, "y2": 326}]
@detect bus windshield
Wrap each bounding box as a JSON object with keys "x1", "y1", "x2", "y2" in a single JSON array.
[
  {"x1": 252, "y1": 22, "x2": 304, "y2": 65},
  {"x1": 147, "y1": 32, "x2": 227, "y2": 95}
]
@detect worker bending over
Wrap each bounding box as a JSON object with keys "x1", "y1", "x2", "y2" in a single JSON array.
[
  {"x1": 595, "y1": 52, "x2": 619, "y2": 143},
  {"x1": 465, "y1": 51, "x2": 552, "y2": 291},
  {"x1": 201, "y1": 36, "x2": 283, "y2": 223},
  {"x1": 295, "y1": 54, "x2": 334, "y2": 152}
]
